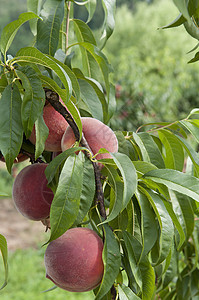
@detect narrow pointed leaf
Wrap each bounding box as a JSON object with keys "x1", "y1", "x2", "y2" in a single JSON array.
[
  {"x1": 36, "y1": 0, "x2": 65, "y2": 56},
  {"x1": 45, "y1": 147, "x2": 86, "y2": 184},
  {"x1": 0, "y1": 74, "x2": 8, "y2": 93},
  {"x1": 103, "y1": 165, "x2": 124, "y2": 223},
  {"x1": 173, "y1": 0, "x2": 190, "y2": 21},
  {"x1": 158, "y1": 129, "x2": 184, "y2": 171},
  {"x1": 140, "y1": 187, "x2": 174, "y2": 265},
  {"x1": 160, "y1": 13, "x2": 186, "y2": 29},
  {"x1": 95, "y1": 224, "x2": 121, "y2": 300},
  {"x1": 0, "y1": 234, "x2": 8, "y2": 290},
  {"x1": 101, "y1": 0, "x2": 116, "y2": 49},
  {"x1": 34, "y1": 114, "x2": 49, "y2": 159},
  {"x1": 73, "y1": 18, "x2": 96, "y2": 45},
  {"x1": 136, "y1": 190, "x2": 158, "y2": 261},
  {"x1": 85, "y1": 0, "x2": 97, "y2": 22},
  {"x1": 16, "y1": 66, "x2": 45, "y2": 137},
  {"x1": 49, "y1": 152, "x2": 84, "y2": 242},
  {"x1": 0, "y1": 84, "x2": 23, "y2": 173},
  {"x1": 111, "y1": 152, "x2": 137, "y2": 208},
  {"x1": 73, "y1": 156, "x2": 95, "y2": 225},
  {"x1": 27, "y1": 0, "x2": 43, "y2": 35},
  {"x1": 133, "y1": 132, "x2": 165, "y2": 168},
  {"x1": 0, "y1": 12, "x2": 39, "y2": 55},
  {"x1": 78, "y1": 78, "x2": 103, "y2": 121},
  {"x1": 118, "y1": 284, "x2": 140, "y2": 300},
  {"x1": 144, "y1": 169, "x2": 199, "y2": 203},
  {"x1": 180, "y1": 119, "x2": 199, "y2": 143}
]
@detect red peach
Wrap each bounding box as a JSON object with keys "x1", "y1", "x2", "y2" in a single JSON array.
[
  {"x1": 0, "y1": 153, "x2": 29, "y2": 163},
  {"x1": 12, "y1": 164, "x2": 54, "y2": 221},
  {"x1": 29, "y1": 104, "x2": 69, "y2": 152},
  {"x1": 61, "y1": 117, "x2": 118, "y2": 161},
  {"x1": 44, "y1": 227, "x2": 104, "y2": 292}
]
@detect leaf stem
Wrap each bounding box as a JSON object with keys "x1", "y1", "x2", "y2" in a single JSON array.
[{"x1": 65, "y1": 1, "x2": 71, "y2": 54}]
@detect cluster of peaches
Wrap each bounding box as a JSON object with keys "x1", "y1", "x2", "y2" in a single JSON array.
[{"x1": 10, "y1": 100, "x2": 118, "y2": 292}]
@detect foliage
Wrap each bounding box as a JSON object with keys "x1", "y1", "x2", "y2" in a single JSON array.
[{"x1": 0, "y1": 0, "x2": 199, "y2": 299}]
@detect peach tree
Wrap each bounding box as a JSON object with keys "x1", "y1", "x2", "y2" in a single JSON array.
[{"x1": 1, "y1": 0, "x2": 199, "y2": 299}]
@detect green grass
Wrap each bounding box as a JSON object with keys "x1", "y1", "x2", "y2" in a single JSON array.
[{"x1": 0, "y1": 247, "x2": 94, "y2": 300}]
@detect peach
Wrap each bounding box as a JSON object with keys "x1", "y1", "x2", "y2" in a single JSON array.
[
  {"x1": 0, "y1": 153, "x2": 29, "y2": 163},
  {"x1": 12, "y1": 163, "x2": 54, "y2": 221},
  {"x1": 61, "y1": 117, "x2": 118, "y2": 161},
  {"x1": 29, "y1": 104, "x2": 69, "y2": 152},
  {"x1": 44, "y1": 227, "x2": 104, "y2": 292}
]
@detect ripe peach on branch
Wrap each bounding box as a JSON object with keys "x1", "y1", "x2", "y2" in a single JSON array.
[
  {"x1": 44, "y1": 227, "x2": 104, "y2": 292},
  {"x1": 12, "y1": 163, "x2": 54, "y2": 221}
]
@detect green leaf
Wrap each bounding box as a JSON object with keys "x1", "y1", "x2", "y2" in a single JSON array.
[
  {"x1": 34, "y1": 114, "x2": 49, "y2": 160},
  {"x1": 73, "y1": 18, "x2": 96, "y2": 45},
  {"x1": 0, "y1": 84, "x2": 23, "y2": 173},
  {"x1": 0, "y1": 234, "x2": 8, "y2": 290},
  {"x1": 111, "y1": 152, "x2": 137, "y2": 208},
  {"x1": 27, "y1": 0, "x2": 43, "y2": 35},
  {"x1": 173, "y1": 0, "x2": 190, "y2": 21},
  {"x1": 162, "y1": 199, "x2": 185, "y2": 251},
  {"x1": 188, "y1": 50, "x2": 199, "y2": 63},
  {"x1": 118, "y1": 284, "x2": 140, "y2": 300},
  {"x1": 122, "y1": 232, "x2": 156, "y2": 299},
  {"x1": 140, "y1": 187, "x2": 174, "y2": 265},
  {"x1": 70, "y1": 42, "x2": 110, "y2": 97},
  {"x1": 85, "y1": 0, "x2": 97, "y2": 22},
  {"x1": 158, "y1": 129, "x2": 184, "y2": 171},
  {"x1": 0, "y1": 12, "x2": 39, "y2": 56},
  {"x1": 136, "y1": 190, "x2": 158, "y2": 261},
  {"x1": 160, "y1": 13, "x2": 186, "y2": 29},
  {"x1": 78, "y1": 78, "x2": 104, "y2": 121},
  {"x1": 133, "y1": 132, "x2": 165, "y2": 169},
  {"x1": 73, "y1": 156, "x2": 95, "y2": 225},
  {"x1": 103, "y1": 166, "x2": 124, "y2": 223},
  {"x1": 49, "y1": 152, "x2": 84, "y2": 242},
  {"x1": 170, "y1": 191, "x2": 195, "y2": 240},
  {"x1": 174, "y1": 134, "x2": 199, "y2": 176},
  {"x1": 133, "y1": 161, "x2": 158, "y2": 178},
  {"x1": 101, "y1": 0, "x2": 116, "y2": 49},
  {"x1": 16, "y1": 66, "x2": 45, "y2": 138},
  {"x1": 180, "y1": 119, "x2": 199, "y2": 143},
  {"x1": 95, "y1": 225, "x2": 121, "y2": 300},
  {"x1": 0, "y1": 74, "x2": 8, "y2": 93},
  {"x1": 45, "y1": 147, "x2": 87, "y2": 183},
  {"x1": 144, "y1": 169, "x2": 199, "y2": 203},
  {"x1": 13, "y1": 47, "x2": 73, "y2": 103},
  {"x1": 36, "y1": 0, "x2": 65, "y2": 56}
]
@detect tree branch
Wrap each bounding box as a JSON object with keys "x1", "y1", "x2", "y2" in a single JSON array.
[{"x1": 44, "y1": 89, "x2": 107, "y2": 220}]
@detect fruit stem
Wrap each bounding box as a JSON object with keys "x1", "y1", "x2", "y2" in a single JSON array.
[{"x1": 44, "y1": 89, "x2": 107, "y2": 220}]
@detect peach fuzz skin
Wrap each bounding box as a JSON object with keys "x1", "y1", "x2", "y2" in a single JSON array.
[
  {"x1": 44, "y1": 228, "x2": 104, "y2": 292},
  {"x1": 12, "y1": 164, "x2": 54, "y2": 221},
  {"x1": 61, "y1": 117, "x2": 118, "y2": 161},
  {"x1": 29, "y1": 104, "x2": 69, "y2": 152}
]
